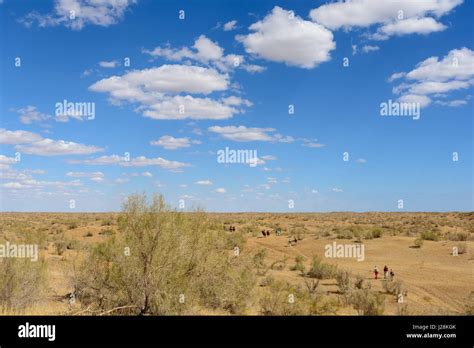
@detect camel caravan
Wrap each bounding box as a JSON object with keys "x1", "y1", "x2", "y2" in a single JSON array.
[{"x1": 224, "y1": 224, "x2": 299, "y2": 246}]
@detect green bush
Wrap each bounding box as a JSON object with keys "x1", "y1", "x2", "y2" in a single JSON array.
[
  {"x1": 307, "y1": 256, "x2": 337, "y2": 279},
  {"x1": 75, "y1": 194, "x2": 255, "y2": 315},
  {"x1": 420, "y1": 230, "x2": 440, "y2": 241},
  {"x1": 350, "y1": 288, "x2": 385, "y2": 315},
  {"x1": 0, "y1": 258, "x2": 47, "y2": 312}
]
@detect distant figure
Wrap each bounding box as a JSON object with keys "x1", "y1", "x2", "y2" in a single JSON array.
[
  {"x1": 288, "y1": 236, "x2": 297, "y2": 246},
  {"x1": 390, "y1": 269, "x2": 395, "y2": 280},
  {"x1": 261, "y1": 230, "x2": 266, "y2": 237},
  {"x1": 374, "y1": 266, "x2": 379, "y2": 280},
  {"x1": 231, "y1": 226, "x2": 235, "y2": 232},
  {"x1": 383, "y1": 265, "x2": 389, "y2": 279},
  {"x1": 266, "y1": 230, "x2": 270, "y2": 237},
  {"x1": 275, "y1": 228, "x2": 281, "y2": 236}
]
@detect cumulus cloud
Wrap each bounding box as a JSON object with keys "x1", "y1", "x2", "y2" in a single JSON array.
[
  {"x1": 66, "y1": 171, "x2": 104, "y2": 181},
  {"x1": 90, "y1": 64, "x2": 252, "y2": 120},
  {"x1": 16, "y1": 138, "x2": 104, "y2": 156},
  {"x1": 0, "y1": 129, "x2": 43, "y2": 144},
  {"x1": 13, "y1": 106, "x2": 51, "y2": 124},
  {"x1": 143, "y1": 35, "x2": 265, "y2": 73},
  {"x1": 372, "y1": 17, "x2": 447, "y2": 40},
  {"x1": 309, "y1": 0, "x2": 461, "y2": 33},
  {"x1": 21, "y1": 0, "x2": 137, "y2": 30},
  {"x1": 215, "y1": 188, "x2": 226, "y2": 193},
  {"x1": 389, "y1": 47, "x2": 474, "y2": 108},
  {"x1": 208, "y1": 125, "x2": 293, "y2": 142},
  {"x1": 223, "y1": 20, "x2": 238, "y2": 31},
  {"x1": 150, "y1": 135, "x2": 201, "y2": 150},
  {"x1": 196, "y1": 180, "x2": 213, "y2": 186},
  {"x1": 237, "y1": 6, "x2": 335, "y2": 68}
]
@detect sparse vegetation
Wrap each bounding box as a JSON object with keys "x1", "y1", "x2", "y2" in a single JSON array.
[{"x1": 307, "y1": 256, "x2": 337, "y2": 279}]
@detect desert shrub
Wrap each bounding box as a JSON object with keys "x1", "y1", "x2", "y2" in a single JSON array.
[
  {"x1": 447, "y1": 232, "x2": 468, "y2": 241},
  {"x1": 465, "y1": 292, "x2": 474, "y2": 315},
  {"x1": 334, "y1": 228, "x2": 353, "y2": 239},
  {"x1": 67, "y1": 221, "x2": 78, "y2": 230},
  {"x1": 0, "y1": 258, "x2": 47, "y2": 312},
  {"x1": 420, "y1": 230, "x2": 440, "y2": 241},
  {"x1": 84, "y1": 232, "x2": 93, "y2": 237},
  {"x1": 303, "y1": 278, "x2": 320, "y2": 294},
  {"x1": 336, "y1": 270, "x2": 352, "y2": 294},
  {"x1": 75, "y1": 194, "x2": 255, "y2": 315},
  {"x1": 457, "y1": 243, "x2": 468, "y2": 254},
  {"x1": 253, "y1": 249, "x2": 267, "y2": 268},
  {"x1": 54, "y1": 240, "x2": 67, "y2": 255},
  {"x1": 259, "y1": 280, "x2": 308, "y2": 315},
  {"x1": 66, "y1": 239, "x2": 80, "y2": 250},
  {"x1": 270, "y1": 258, "x2": 287, "y2": 271},
  {"x1": 307, "y1": 256, "x2": 337, "y2": 279},
  {"x1": 414, "y1": 238, "x2": 424, "y2": 248},
  {"x1": 101, "y1": 218, "x2": 113, "y2": 226},
  {"x1": 260, "y1": 275, "x2": 274, "y2": 287},
  {"x1": 290, "y1": 255, "x2": 306, "y2": 274},
  {"x1": 368, "y1": 228, "x2": 383, "y2": 239},
  {"x1": 350, "y1": 288, "x2": 385, "y2": 315},
  {"x1": 225, "y1": 231, "x2": 246, "y2": 252},
  {"x1": 383, "y1": 279, "x2": 404, "y2": 296},
  {"x1": 99, "y1": 228, "x2": 115, "y2": 236},
  {"x1": 354, "y1": 274, "x2": 368, "y2": 289}
]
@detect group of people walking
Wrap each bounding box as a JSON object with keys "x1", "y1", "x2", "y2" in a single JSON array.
[{"x1": 373, "y1": 265, "x2": 395, "y2": 280}]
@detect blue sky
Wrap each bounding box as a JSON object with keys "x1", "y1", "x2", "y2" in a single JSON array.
[{"x1": 0, "y1": 0, "x2": 473, "y2": 212}]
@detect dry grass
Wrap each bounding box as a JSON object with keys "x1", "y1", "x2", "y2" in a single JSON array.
[{"x1": 0, "y1": 209, "x2": 472, "y2": 315}]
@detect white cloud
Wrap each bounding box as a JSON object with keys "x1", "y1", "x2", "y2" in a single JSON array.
[
  {"x1": 143, "y1": 35, "x2": 264, "y2": 73},
  {"x1": 223, "y1": 20, "x2": 238, "y2": 31},
  {"x1": 142, "y1": 171, "x2": 153, "y2": 177},
  {"x1": 21, "y1": 0, "x2": 137, "y2": 30},
  {"x1": 215, "y1": 188, "x2": 226, "y2": 193},
  {"x1": 208, "y1": 125, "x2": 292, "y2": 142},
  {"x1": 90, "y1": 64, "x2": 229, "y2": 97},
  {"x1": 356, "y1": 158, "x2": 367, "y2": 163},
  {"x1": 309, "y1": 0, "x2": 462, "y2": 31},
  {"x1": 16, "y1": 138, "x2": 104, "y2": 156},
  {"x1": 389, "y1": 47, "x2": 474, "y2": 107},
  {"x1": 237, "y1": 6, "x2": 335, "y2": 69},
  {"x1": 142, "y1": 95, "x2": 248, "y2": 120},
  {"x1": 99, "y1": 60, "x2": 118, "y2": 68},
  {"x1": 150, "y1": 135, "x2": 200, "y2": 150},
  {"x1": 332, "y1": 187, "x2": 344, "y2": 193},
  {"x1": 302, "y1": 141, "x2": 325, "y2": 148},
  {"x1": 373, "y1": 17, "x2": 447, "y2": 40},
  {"x1": 90, "y1": 64, "x2": 251, "y2": 120},
  {"x1": 68, "y1": 154, "x2": 124, "y2": 165},
  {"x1": 120, "y1": 156, "x2": 190, "y2": 172},
  {"x1": 13, "y1": 106, "x2": 51, "y2": 124},
  {"x1": 66, "y1": 171, "x2": 104, "y2": 181},
  {"x1": 196, "y1": 180, "x2": 213, "y2": 186},
  {"x1": 70, "y1": 155, "x2": 188, "y2": 172},
  {"x1": 0, "y1": 155, "x2": 17, "y2": 165},
  {"x1": 361, "y1": 45, "x2": 379, "y2": 54},
  {"x1": 0, "y1": 129, "x2": 43, "y2": 144},
  {"x1": 2, "y1": 178, "x2": 82, "y2": 190},
  {"x1": 260, "y1": 155, "x2": 277, "y2": 161}
]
